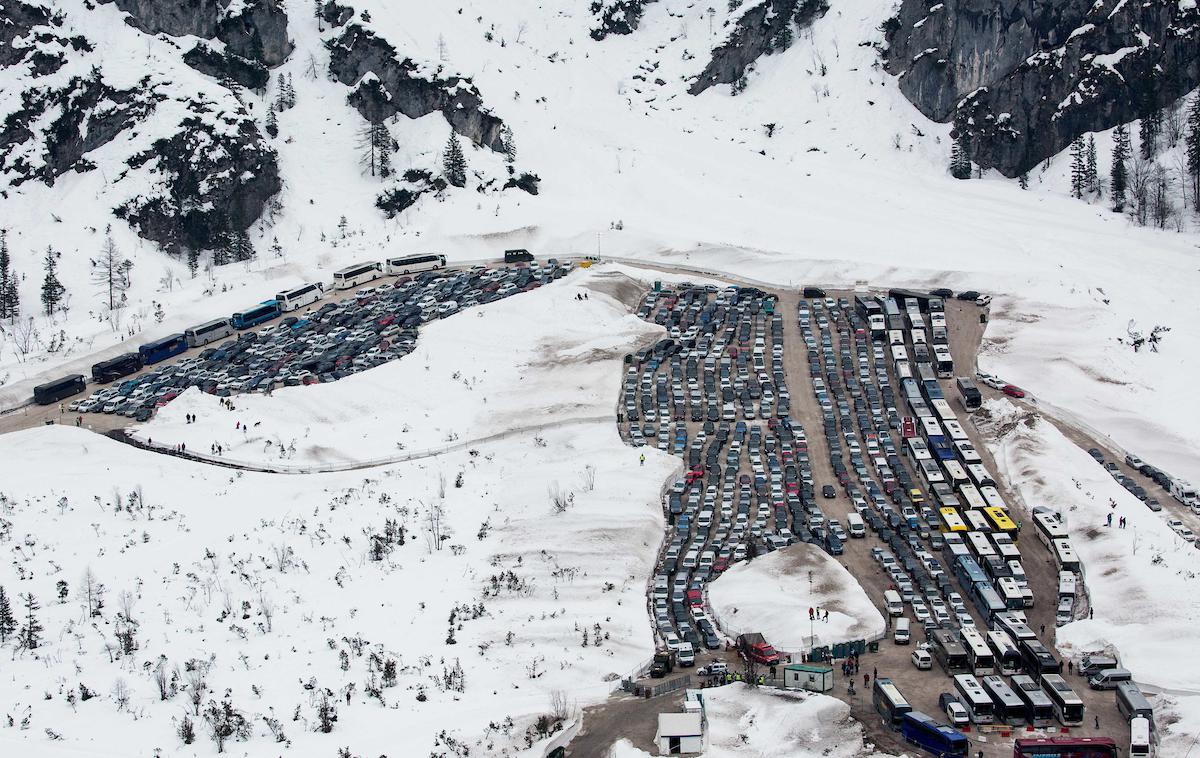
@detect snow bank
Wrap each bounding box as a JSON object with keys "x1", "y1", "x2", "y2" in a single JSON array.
[{"x1": 708, "y1": 543, "x2": 885, "y2": 652}]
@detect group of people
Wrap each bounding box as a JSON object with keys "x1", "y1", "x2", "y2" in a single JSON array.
[
  {"x1": 574, "y1": 292, "x2": 589, "y2": 301},
  {"x1": 807, "y1": 606, "x2": 830, "y2": 622},
  {"x1": 1106, "y1": 512, "x2": 1128, "y2": 528}
]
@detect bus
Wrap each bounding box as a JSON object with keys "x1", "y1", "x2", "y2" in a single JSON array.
[
  {"x1": 986, "y1": 630, "x2": 1023, "y2": 675},
  {"x1": 967, "y1": 531, "x2": 997, "y2": 560},
  {"x1": 873, "y1": 678, "x2": 913, "y2": 727},
  {"x1": 1129, "y1": 716, "x2": 1151, "y2": 758},
  {"x1": 992, "y1": 611, "x2": 1036, "y2": 642},
  {"x1": 91, "y1": 352, "x2": 144, "y2": 383},
  {"x1": 1040, "y1": 674, "x2": 1084, "y2": 726},
  {"x1": 906, "y1": 437, "x2": 933, "y2": 462},
  {"x1": 981, "y1": 675, "x2": 1025, "y2": 725},
  {"x1": 1013, "y1": 738, "x2": 1118, "y2": 758},
  {"x1": 939, "y1": 508, "x2": 968, "y2": 534},
  {"x1": 943, "y1": 418, "x2": 969, "y2": 441},
  {"x1": 955, "y1": 440, "x2": 982, "y2": 464},
  {"x1": 984, "y1": 507, "x2": 1019, "y2": 535},
  {"x1": 942, "y1": 460, "x2": 970, "y2": 490},
  {"x1": 33, "y1": 374, "x2": 86, "y2": 405},
  {"x1": 979, "y1": 485, "x2": 1009, "y2": 511},
  {"x1": 930, "y1": 630, "x2": 969, "y2": 675},
  {"x1": 959, "y1": 484, "x2": 988, "y2": 511},
  {"x1": 992, "y1": 532, "x2": 1022, "y2": 561},
  {"x1": 1052, "y1": 539, "x2": 1080, "y2": 573},
  {"x1": 957, "y1": 377, "x2": 982, "y2": 411},
  {"x1": 919, "y1": 459, "x2": 947, "y2": 488},
  {"x1": 934, "y1": 346, "x2": 954, "y2": 378},
  {"x1": 959, "y1": 627, "x2": 995, "y2": 675},
  {"x1": 1010, "y1": 675, "x2": 1056, "y2": 727},
  {"x1": 1116, "y1": 681, "x2": 1154, "y2": 721},
  {"x1": 966, "y1": 463, "x2": 995, "y2": 489},
  {"x1": 231, "y1": 301, "x2": 282, "y2": 330},
  {"x1": 896, "y1": 359, "x2": 914, "y2": 380},
  {"x1": 953, "y1": 674, "x2": 995, "y2": 724},
  {"x1": 971, "y1": 581, "x2": 1006, "y2": 622},
  {"x1": 1033, "y1": 510, "x2": 1069, "y2": 550},
  {"x1": 900, "y1": 711, "x2": 968, "y2": 758},
  {"x1": 503, "y1": 248, "x2": 533, "y2": 263},
  {"x1": 385, "y1": 253, "x2": 446, "y2": 275},
  {"x1": 184, "y1": 318, "x2": 234, "y2": 348},
  {"x1": 333, "y1": 261, "x2": 382, "y2": 290},
  {"x1": 892, "y1": 344, "x2": 910, "y2": 363},
  {"x1": 1020, "y1": 639, "x2": 1062, "y2": 683},
  {"x1": 955, "y1": 554, "x2": 988, "y2": 586},
  {"x1": 931, "y1": 398, "x2": 956, "y2": 423},
  {"x1": 996, "y1": 577, "x2": 1027, "y2": 610},
  {"x1": 889, "y1": 329, "x2": 906, "y2": 346},
  {"x1": 139, "y1": 334, "x2": 188, "y2": 364},
  {"x1": 964, "y1": 508, "x2": 993, "y2": 534},
  {"x1": 276, "y1": 283, "x2": 322, "y2": 312}
]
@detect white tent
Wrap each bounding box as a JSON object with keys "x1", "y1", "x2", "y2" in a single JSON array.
[{"x1": 655, "y1": 712, "x2": 704, "y2": 755}]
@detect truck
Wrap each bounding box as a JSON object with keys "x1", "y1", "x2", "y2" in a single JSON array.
[
  {"x1": 649, "y1": 649, "x2": 675, "y2": 678},
  {"x1": 736, "y1": 633, "x2": 781, "y2": 666},
  {"x1": 1170, "y1": 479, "x2": 1198, "y2": 509}
]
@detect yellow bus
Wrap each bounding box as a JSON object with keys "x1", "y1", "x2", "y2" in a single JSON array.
[
  {"x1": 983, "y1": 506, "x2": 1019, "y2": 535},
  {"x1": 940, "y1": 507, "x2": 968, "y2": 533}
]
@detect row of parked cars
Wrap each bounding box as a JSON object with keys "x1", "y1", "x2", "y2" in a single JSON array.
[
  {"x1": 64, "y1": 262, "x2": 570, "y2": 419},
  {"x1": 1085, "y1": 447, "x2": 1200, "y2": 525}
]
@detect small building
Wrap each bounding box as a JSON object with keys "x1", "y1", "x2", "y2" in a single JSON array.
[
  {"x1": 784, "y1": 663, "x2": 834, "y2": 693},
  {"x1": 655, "y1": 712, "x2": 704, "y2": 755}
]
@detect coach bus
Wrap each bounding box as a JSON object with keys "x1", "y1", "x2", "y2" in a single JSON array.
[
  {"x1": 874, "y1": 678, "x2": 913, "y2": 727},
  {"x1": 920, "y1": 459, "x2": 947, "y2": 488},
  {"x1": 979, "y1": 485, "x2": 1009, "y2": 511},
  {"x1": 1020, "y1": 639, "x2": 1062, "y2": 683},
  {"x1": 231, "y1": 300, "x2": 282, "y2": 330},
  {"x1": 971, "y1": 581, "x2": 1007, "y2": 622},
  {"x1": 959, "y1": 627, "x2": 995, "y2": 676},
  {"x1": 940, "y1": 508, "x2": 968, "y2": 534},
  {"x1": 33, "y1": 374, "x2": 86, "y2": 405},
  {"x1": 385, "y1": 253, "x2": 446, "y2": 275},
  {"x1": 185, "y1": 318, "x2": 234, "y2": 348},
  {"x1": 934, "y1": 346, "x2": 955, "y2": 378},
  {"x1": 986, "y1": 630, "x2": 1023, "y2": 675},
  {"x1": 91, "y1": 352, "x2": 144, "y2": 383},
  {"x1": 930, "y1": 630, "x2": 969, "y2": 675},
  {"x1": 953, "y1": 674, "x2": 995, "y2": 725},
  {"x1": 967, "y1": 531, "x2": 997, "y2": 561},
  {"x1": 942, "y1": 460, "x2": 970, "y2": 491},
  {"x1": 1010, "y1": 675, "x2": 1055, "y2": 727},
  {"x1": 996, "y1": 577, "x2": 1027, "y2": 610},
  {"x1": 982, "y1": 675, "x2": 1025, "y2": 725},
  {"x1": 954, "y1": 554, "x2": 989, "y2": 588},
  {"x1": 1129, "y1": 717, "x2": 1151, "y2": 758},
  {"x1": 1040, "y1": 674, "x2": 1084, "y2": 726},
  {"x1": 1013, "y1": 738, "x2": 1118, "y2": 758},
  {"x1": 942, "y1": 418, "x2": 969, "y2": 441},
  {"x1": 139, "y1": 333, "x2": 188, "y2": 364},
  {"x1": 984, "y1": 507, "x2": 1019, "y2": 536},
  {"x1": 1033, "y1": 510, "x2": 1068, "y2": 549},
  {"x1": 1116, "y1": 681, "x2": 1154, "y2": 721},
  {"x1": 955, "y1": 440, "x2": 983, "y2": 464},
  {"x1": 965, "y1": 463, "x2": 995, "y2": 489},
  {"x1": 333, "y1": 261, "x2": 383, "y2": 290},
  {"x1": 957, "y1": 377, "x2": 982, "y2": 410},
  {"x1": 1052, "y1": 539, "x2": 1080, "y2": 573},
  {"x1": 964, "y1": 508, "x2": 994, "y2": 534},
  {"x1": 931, "y1": 398, "x2": 957, "y2": 423},
  {"x1": 992, "y1": 611, "x2": 1036, "y2": 642},
  {"x1": 900, "y1": 711, "x2": 968, "y2": 758},
  {"x1": 907, "y1": 437, "x2": 933, "y2": 462},
  {"x1": 958, "y1": 484, "x2": 987, "y2": 511},
  {"x1": 991, "y1": 532, "x2": 1022, "y2": 561},
  {"x1": 276, "y1": 282, "x2": 322, "y2": 312}
]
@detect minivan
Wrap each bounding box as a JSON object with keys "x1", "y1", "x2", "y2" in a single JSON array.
[
  {"x1": 1079, "y1": 654, "x2": 1120, "y2": 677},
  {"x1": 884, "y1": 590, "x2": 904, "y2": 616},
  {"x1": 1089, "y1": 668, "x2": 1132, "y2": 690},
  {"x1": 894, "y1": 617, "x2": 911, "y2": 644},
  {"x1": 847, "y1": 512, "x2": 866, "y2": 538}
]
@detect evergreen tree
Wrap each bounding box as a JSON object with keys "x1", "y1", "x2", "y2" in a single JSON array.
[
  {"x1": 211, "y1": 229, "x2": 232, "y2": 267},
  {"x1": 286, "y1": 73, "x2": 296, "y2": 108},
  {"x1": 501, "y1": 124, "x2": 517, "y2": 164},
  {"x1": 1069, "y1": 136, "x2": 1086, "y2": 199},
  {"x1": 270, "y1": 236, "x2": 284, "y2": 259},
  {"x1": 1185, "y1": 95, "x2": 1200, "y2": 212},
  {"x1": 1018, "y1": 172, "x2": 1029, "y2": 190},
  {"x1": 18, "y1": 592, "x2": 42, "y2": 651},
  {"x1": 337, "y1": 215, "x2": 349, "y2": 238},
  {"x1": 1085, "y1": 135, "x2": 1098, "y2": 195},
  {"x1": 0, "y1": 586, "x2": 15, "y2": 644},
  {"x1": 949, "y1": 131, "x2": 970, "y2": 180},
  {"x1": 1140, "y1": 108, "x2": 1161, "y2": 160},
  {"x1": 228, "y1": 229, "x2": 255, "y2": 263},
  {"x1": 769, "y1": 21, "x2": 794, "y2": 53},
  {"x1": 40, "y1": 246, "x2": 65, "y2": 315},
  {"x1": 442, "y1": 131, "x2": 467, "y2": 188},
  {"x1": 186, "y1": 247, "x2": 200, "y2": 278},
  {"x1": 275, "y1": 73, "x2": 288, "y2": 112},
  {"x1": 0, "y1": 230, "x2": 18, "y2": 321},
  {"x1": 376, "y1": 125, "x2": 392, "y2": 179},
  {"x1": 265, "y1": 108, "x2": 278, "y2": 138},
  {"x1": 1111, "y1": 125, "x2": 1130, "y2": 213}
]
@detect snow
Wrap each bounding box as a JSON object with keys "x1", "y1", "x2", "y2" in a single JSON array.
[{"x1": 708, "y1": 543, "x2": 885, "y2": 653}]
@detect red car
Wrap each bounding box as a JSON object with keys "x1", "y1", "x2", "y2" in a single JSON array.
[
  {"x1": 1002, "y1": 384, "x2": 1026, "y2": 398},
  {"x1": 686, "y1": 589, "x2": 703, "y2": 607}
]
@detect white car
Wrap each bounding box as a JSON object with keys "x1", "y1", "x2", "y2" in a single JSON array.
[
  {"x1": 975, "y1": 295, "x2": 992, "y2": 307},
  {"x1": 911, "y1": 649, "x2": 933, "y2": 670}
]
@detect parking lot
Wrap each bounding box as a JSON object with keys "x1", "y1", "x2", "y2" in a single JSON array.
[{"x1": 616, "y1": 283, "x2": 1132, "y2": 758}]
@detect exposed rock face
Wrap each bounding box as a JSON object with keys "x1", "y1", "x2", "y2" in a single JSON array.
[
  {"x1": 884, "y1": 0, "x2": 1200, "y2": 176},
  {"x1": 326, "y1": 23, "x2": 506, "y2": 152},
  {"x1": 183, "y1": 43, "x2": 270, "y2": 89},
  {"x1": 1, "y1": 1, "x2": 91, "y2": 75},
  {"x1": 589, "y1": 0, "x2": 654, "y2": 40},
  {"x1": 118, "y1": 110, "x2": 280, "y2": 254},
  {"x1": 100, "y1": 0, "x2": 292, "y2": 66},
  {"x1": 689, "y1": 0, "x2": 829, "y2": 95},
  {"x1": 320, "y1": 0, "x2": 355, "y2": 28},
  {"x1": 376, "y1": 169, "x2": 448, "y2": 219},
  {"x1": 504, "y1": 172, "x2": 540, "y2": 195}
]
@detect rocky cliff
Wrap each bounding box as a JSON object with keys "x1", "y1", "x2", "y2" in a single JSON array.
[
  {"x1": 326, "y1": 23, "x2": 506, "y2": 152},
  {"x1": 590, "y1": 0, "x2": 654, "y2": 40},
  {"x1": 884, "y1": 0, "x2": 1200, "y2": 176},
  {"x1": 100, "y1": 0, "x2": 293, "y2": 67}
]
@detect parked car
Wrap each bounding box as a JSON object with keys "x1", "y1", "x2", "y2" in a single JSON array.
[{"x1": 1002, "y1": 384, "x2": 1026, "y2": 398}]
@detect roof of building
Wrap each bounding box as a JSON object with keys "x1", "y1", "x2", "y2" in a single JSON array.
[
  {"x1": 785, "y1": 663, "x2": 834, "y2": 673},
  {"x1": 657, "y1": 712, "x2": 703, "y2": 737}
]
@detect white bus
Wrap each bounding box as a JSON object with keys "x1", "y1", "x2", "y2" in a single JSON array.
[
  {"x1": 891, "y1": 344, "x2": 909, "y2": 363},
  {"x1": 995, "y1": 577, "x2": 1027, "y2": 610},
  {"x1": 965, "y1": 510, "x2": 993, "y2": 534},
  {"x1": 895, "y1": 359, "x2": 913, "y2": 380},
  {"x1": 888, "y1": 329, "x2": 905, "y2": 346},
  {"x1": 1129, "y1": 716, "x2": 1151, "y2": 758},
  {"x1": 911, "y1": 327, "x2": 928, "y2": 345},
  {"x1": 1041, "y1": 673, "x2": 1084, "y2": 726},
  {"x1": 185, "y1": 318, "x2": 234, "y2": 348},
  {"x1": 991, "y1": 532, "x2": 1021, "y2": 561},
  {"x1": 986, "y1": 629, "x2": 1023, "y2": 675},
  {"x1": 1052, "y1": 539, "x2": 1080, "y2": 573},
  {"x1": 942, "y1": 460, "x2": 970, "y2": 490},
  {"x1": 959, "y1": 484, "x2": 988, "y2": 511},
  {"x1": 931, "y1": 398, "x2": 956, "y2": 423},
  {"x1": 966, "y1": 463, "x2": 996, "y2": 489},
  {"x1": 981, "y1": 675, "x2": 1025, "y2": 725},
  {"x1": 920, "y1": 415, "x2": 945, "y2": 440},
  {"x1": 943, "y1": 418, "x2": 969, "y2": 441},
  {"x1": 934, "y1": 346, "x2": 955, "y2": 378},
  {"x1": 276, "y1": 282, "x2": 322, "y2": 312},
  {"x1": 385, "y1": 253, "x2": 446, "y2": 275},
  {"x1": 967, "y1": 530, "x2": 997, "y2": 559},
  {"x1": 333, "y1": 261, "x2": 383, "y2": 290},
  {"x1": 979, "y1": 485, "x2": 1008, "y2": 511},
  {"x1": 959, "y1": 627, "x2": 996, "y2": 676},
  {"x1": 1033, "y1": 510, "x2": 1069, "y2": 550},
  {"x1": 1011, "y1": 674, "x2": 1056, "y2": 726},
  {"x1": 919, "y1": 459, "x2": 946, "y2": 488},
  {"x1": 906, "y1": 437, "x2": 932, "y2": 462},
  {"x1": 991, "y1": 611, "x2": 1036, "y2": 642},
  {"x1": 953, "y1": 674, "x2": 995, "y2": 725},
  {"x1": 1057, "y1": 571, "x2": 1077, "y2": 600},
  {"x1": 955, "y1": 440, "x2": 982, "y2": 464}
]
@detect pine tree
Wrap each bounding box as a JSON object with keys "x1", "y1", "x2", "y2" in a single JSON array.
[
  {"x1": 1111, "y1": 125, "x2": 1130, "y2": 213},
  {"x1": 949, "y1": 131, "x2": 970, "y2": 180},
  {"x1": 275, "y1": 73, "x2": 288, "y2": 112},
  {"x1": 1085, "y1": 135, "x2": 1098, "y2": 195},
  {"x1": 1069, "y1": 136, "x2": 1086, "y2": 199},
  {"x1": 337, "y1": 215, "x2": 349, "y2": 238},
  {"x1": 0, "y1": 230, "x2": 17, "y2": 321},
  {"x1": 40, "y1": 246, "x2": 65, "y2": 315},
  {"x1": 1185, "y1": 95, "x2": 1200, "y2": 212},
  {"x1": 1140, "y1": 108, "x2": 1161, "y2": 161},
  {"x1": 92, "y1": 227, "x2": 133, "y2": 310},
  {"x1": 187, "y1": 247, "x2": 200, "y2": 278},
  {"x1": 211, "y1": 229, "x2": 232, "y2": 267},
  {"x1": 270, "y1": 236, "x2": 284, "y2": 259},
  {"x1": 265, "y1": 108, "x2": 278, "y2": 138},
  {"x1": 0, "y1": 586, "x2": 15, "y2": 644},
  {"x1": 500, "y1": 124, "x2": 517, "y2": 164},
  {"x1": 18, "y1": 592, "x2": 42, "y2": 651},
  {"x1": 1018, "y1": 172, "x2": 1029, "y2": 190},
  {"x1": 230, "y1": 229, "x2": 255, "y2": 263},
  {"x1": 442, "y1": 131, "x2": 467, "y2": 188},
  {"x1": 376, "y1": 125, "x2": 392, "y2": 179},
  {"x1": 286, "y1": 73, "x2": 296, "y2": 108}
]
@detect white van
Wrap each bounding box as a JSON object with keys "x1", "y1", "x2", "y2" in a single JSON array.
[
  {"x1": 847, "y1": 513, "x2": 866, "y2": 538},
  {"x1": 1089, "y1": 668, "x2": 1132, "y2": 690},
  {"x1": 894, "y1": 617, "x2": 911, "y2": 644},
  {"x1": 884, "y1": 590, "x2": 904, "y2": 616}
]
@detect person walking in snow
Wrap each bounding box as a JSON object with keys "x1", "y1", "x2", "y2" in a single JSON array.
[
  {"x1": 824, "y1": 609, "x2": 829, "y2": 622},
  {"x1": 639, "y1": 453, "x2": 645, "y2": 466},
  {"x1": 863, "y1": 673, "x2": 869, "y2": 687},
  {"x1": 1106, "y1": 512, "x2": 1113, "y2": 527}
]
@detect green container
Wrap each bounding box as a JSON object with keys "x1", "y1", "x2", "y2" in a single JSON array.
[{"x1": 653, "y1": 280, "x2": 662, "y2": 292}]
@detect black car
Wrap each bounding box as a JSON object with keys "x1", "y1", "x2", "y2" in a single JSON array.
[
  {"x1": 955, "y1": 290, "x2": 980, "y2": 301},
  {"x1": 822, "y1": 485, "x2": 836, "y2": 499},
  {"x1": 930, "y1": 288, "x2": 954, "y2": 298}
]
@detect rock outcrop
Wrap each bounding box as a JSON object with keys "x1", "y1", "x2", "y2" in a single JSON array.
[
  {"x1": 100, "y1": 0, "x2": 292, "y2": 67},
  {"x1": 589, "y1": 0, "x2": 654, "y2": 40},
  {"x1": 326, "y1": 23, "x2": 506, "y2": 152},
  {"x1": 376, "y1": 169, "x2": 448, "y2": 219},
  {"x1": 689, "y1": 0, "x2": 829, "y2": 95},
  {"x1": 884, "y1": 0, "x2": 1200, "y2": 176},
  {"x1": 183, "y1": 43, "x2": 270, "y2": 90}
]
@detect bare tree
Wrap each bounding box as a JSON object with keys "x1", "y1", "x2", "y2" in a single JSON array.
[
  {"x1": 81, "y1": 568, "x2": 105, "y2": 618},
  {"x1": 581, "y1": 465, "x2": 596, "y2": 492},
  {"x1": 112, "y1": 678, "x2": 130, "y2": 711},
  {"x1": 1128, "y1": 155, "x2": 1153, "y2": 226},
  {"x1": 91, "y1": 227, "x2": 133, "y2": 311},
  {"x1": 1151, "y1": 162, "x2": 1173, "y2": 228},
  {"x1": 424, "y1": 502, "x2": 446, "y2": 552},
  {"x1": 548, "y1": 482, "x2": 574, "y2": 514},
  {"x1": 10, "y1": 317, "x2": 37, "y2": 362},
  {"x1": 117, "y1": 590, "x2": 137, "y2": 623},
  {"x1": 549, "y1": 689, "x2": 569, "y2": 722},
  {"x1": 259, "y1": 593, "x2": 275, "y2": 633}
]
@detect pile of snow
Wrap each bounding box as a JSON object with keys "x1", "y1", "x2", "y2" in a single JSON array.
[
  {"x1": 707, "y1": 544, "x2": 885, "y2": 652},
  {"x1": 607, "y1": 683, "x2": 889, "y2": 758}
]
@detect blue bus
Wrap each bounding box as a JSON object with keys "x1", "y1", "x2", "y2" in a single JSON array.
[
  {"x1": 953, "y1": 554, "x2": 987, "y2": 588},
  {"x1": 232, "y1": 300, "x2": 282, "y2": 330},
  {"x1": 139, "y1": 334, "x2": 188, "y2": 364},
  {"x1": 900, "y1": 711, "x2": 968, "y2": 758}
]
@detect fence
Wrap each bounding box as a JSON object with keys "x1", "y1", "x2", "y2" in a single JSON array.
[{"x1": 624, "y1": 674, "x2": 692, "y2": 699}]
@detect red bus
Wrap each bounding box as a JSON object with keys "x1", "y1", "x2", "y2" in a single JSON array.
[{"x1": 1014, "y1": 738, "x2": 1118, "y2": 758}]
